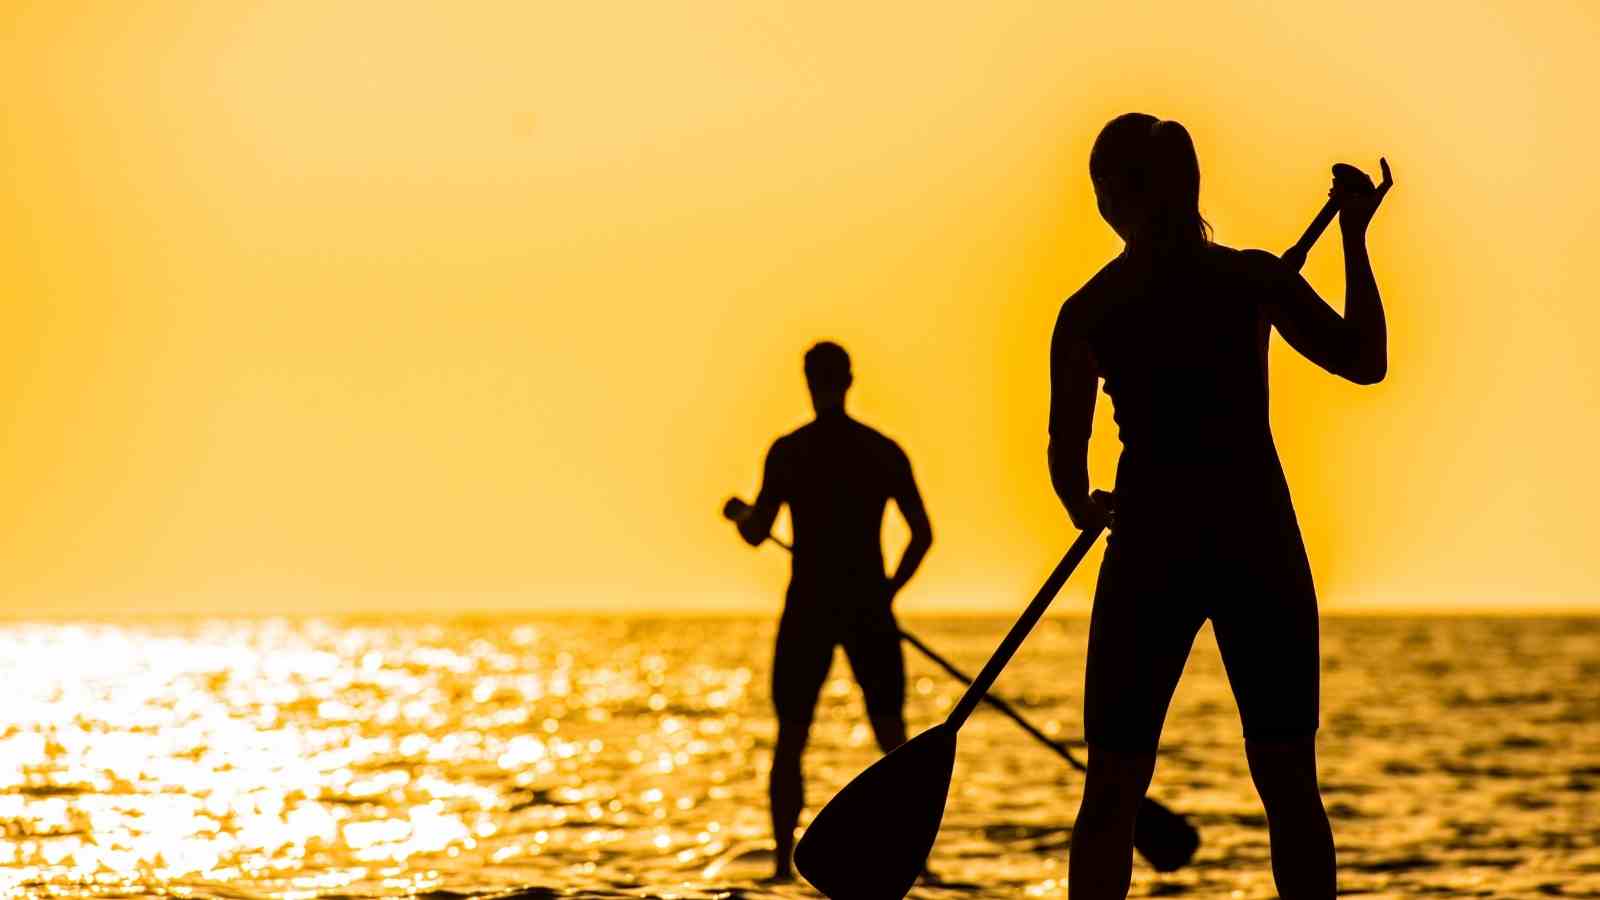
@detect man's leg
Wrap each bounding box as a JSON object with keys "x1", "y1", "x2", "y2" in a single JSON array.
[
  {"x1": 1245, "y1": 738, "x2": 1336, "y2": 900},
  {"x1": 1068, "y1": 746, "x2": 1158, "y2": 900},
  {"x1": 769, "y1": 609, "x2": 834, "y2": 880},
  {"x1": 867, "y1": 712, "x2": 906, "y2": 753},
  {"x1": 769, "y1": 716, "x2": 812, "y2": 880},
  {"x1": 840, "y1": 610, "x2": 907, "y2": 755}
]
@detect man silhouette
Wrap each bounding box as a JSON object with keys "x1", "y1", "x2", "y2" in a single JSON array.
[{"x1": 726, "y1": 341, "x2": 933, "y2": 882}]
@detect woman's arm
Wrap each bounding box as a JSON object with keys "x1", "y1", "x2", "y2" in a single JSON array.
[
  {"x1": 1262, "y1": 160, "x2": 1392, "y2": 385},
  {"x1": 1337, "y1": 229, "x2": 1386, "y2": 383},
  {"x1": 1047, "y1": 313, "x2": 1109, "y2": 529}
]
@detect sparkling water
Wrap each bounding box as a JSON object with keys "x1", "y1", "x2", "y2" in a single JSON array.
[{"x1": 2, "y1": 616, "x2": 1597, "y2": 898}]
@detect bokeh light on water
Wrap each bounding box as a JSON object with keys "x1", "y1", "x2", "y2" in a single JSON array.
[{"x1": 1, "y1": 616, "x2": 1597, "y2": 898}]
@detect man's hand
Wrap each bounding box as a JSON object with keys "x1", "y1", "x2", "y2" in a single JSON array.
[
  {"x1": 1066, "y1": 489, "x2": 1116, "y2": 532},
  {"x1": 724, "y1": 496, "x2": 775, "y2": 547},
  {"x1": 1331, "y1": 158, "x2": 1393, "y2": 236},
  {"x1": 723, "y1": 497, "x2": 753, "y2": 525}
]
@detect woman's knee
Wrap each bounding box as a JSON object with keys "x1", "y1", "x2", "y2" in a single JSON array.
[
  {"x1": 1244, "y1": 738, "x2": 1323, "y2": 808},
  {"x1": 1080, "y1": 746, "x2": 1158, "y2": 811}
]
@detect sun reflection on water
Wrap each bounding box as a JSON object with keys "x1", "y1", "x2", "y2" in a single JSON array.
[
  {"x1": 0, "y1": 619, "x2": 783, "y2": 897},
  {"x1": 1, "y1": 616, "x2": 1598, "y2": 898}
]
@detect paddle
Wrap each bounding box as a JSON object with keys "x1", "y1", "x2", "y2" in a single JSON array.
[
  {"x1": 1282, "y1": 158, "x2": 1393, "y2": 271},
  {"x1": 893, "y1": 630, "x2": 1198, "y2": 874},
  {"x1": 745, "y1": 169, "x2": 1369, "y2": 897},
  {"x1": 721, "y1": 166, "x2": 1378, "y2": 896},
  {"x1": 722, "y1": 499, "x2": 1200, "y2": 874},
  {"x1": 792, "y1": 517, "x2": 1106, "y2": 900}
]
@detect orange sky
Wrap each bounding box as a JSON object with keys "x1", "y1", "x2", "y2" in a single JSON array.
[{"x1": 3, "y1": 1, "x2": 1597, "y2": 616}]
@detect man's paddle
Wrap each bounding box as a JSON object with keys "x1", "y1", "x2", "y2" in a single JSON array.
[{"x1": 723, "y1": 499, "x2": 1200, "y2": 874}]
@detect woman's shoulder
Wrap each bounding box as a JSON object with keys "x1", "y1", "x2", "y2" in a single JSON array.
[
  {"x1": 1208, "y1": 242, "x2": 1289, "y2": 278},
  {"x1": 1199, "y1": 243, "x2": 1299, "y2": 302},
  {"x1": 1055, "y1": 256, "x2": 1127, "y2": 334}
]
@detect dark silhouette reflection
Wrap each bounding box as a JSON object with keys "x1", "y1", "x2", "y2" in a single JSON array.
[
  {"x1": 1048, "y1": 113, "x2": 1391, "y2": 900},
  {"x1": 725, "y1": 341, "x2": 933, "y2": 881}
]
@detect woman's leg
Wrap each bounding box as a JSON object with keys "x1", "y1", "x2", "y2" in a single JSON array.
[
  {"x1": 1068, "y1": 746, "x2": 1158, "y2": 900},
  {"x1": 1072, "y1": 534, "x2": 1201, "y2": 899},
  {"x1": 1212, "y1": 520, "x2": 1331, "y2": 899},
  {"x1": 1245, "y1": 738, "x2": 1336, "y2": 900}
]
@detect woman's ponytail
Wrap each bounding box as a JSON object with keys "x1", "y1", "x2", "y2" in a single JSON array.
[
  {"x1": 1145, "y1": 118, "x2": 1211, "y2": 252},
  {"x1": 1090, "y1": 113, "x2": 1211, "y2": 256}
]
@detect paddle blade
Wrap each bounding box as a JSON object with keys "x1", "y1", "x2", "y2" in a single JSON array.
[
  {"x1": 1133, "y1": 795, "x2": 1200, "y2": 872},
  {"x1": 794, "y1": 723, "x2": 958, "y2": 900}
]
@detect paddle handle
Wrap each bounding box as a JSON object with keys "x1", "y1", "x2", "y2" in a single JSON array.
[
  {"x1": 946, "y1": 522, "x2": 1105, "y2": 730},
  {"x1": 723, "y1": 498, "x2": 793, "y2": 550}
]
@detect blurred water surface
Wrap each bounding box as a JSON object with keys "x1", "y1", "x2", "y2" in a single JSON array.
[{"x1": 1, "y1": 616, "x2": 1597, "y2": 899}]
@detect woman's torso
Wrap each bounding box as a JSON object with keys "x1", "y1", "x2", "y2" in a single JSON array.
[{"x1": 1071, "y1": 243, "x2": 1296, "y2": 528}]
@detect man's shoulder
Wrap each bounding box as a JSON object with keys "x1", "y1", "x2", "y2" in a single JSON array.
[
  {"x1": 771, "y1": 425, "x2": 806, "y2": 452},
  {"x1": 784, "y1": 417, "x2": 907, "y2": 460},
  {"x1": 774, "y1": 419, "x2": 835, "y2": 453},
  {"x1": 847, "y1": 419, "x2": 910, "y2": 465}
]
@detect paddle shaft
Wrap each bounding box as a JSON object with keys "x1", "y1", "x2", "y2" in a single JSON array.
[
  {"x1": 746, "y1": 528, "x2": 1089, "y2": 768},
  {"x1": 897, "y1": 629, "x2": 1086, "y2": 773},
  {"x1": 946, "y1": 524, "x2": 1104, "y2": 729},
  {"x1": 1280, "y1": 197, "x2": 1338, "y2": 272}
]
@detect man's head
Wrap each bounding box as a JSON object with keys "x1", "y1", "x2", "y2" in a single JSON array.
[{"x1": 803, "y1": 341, "x2": 852, "y2": 414}]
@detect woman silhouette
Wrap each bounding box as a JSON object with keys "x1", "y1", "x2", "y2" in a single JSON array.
[{"x1": 1048, "y1": 113, "x2": 1390, "y2": 900}]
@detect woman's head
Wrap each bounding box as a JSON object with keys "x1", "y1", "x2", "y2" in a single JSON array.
[{"x1": 1089, "y1": 113, "x2": 1210, "y2": 252}]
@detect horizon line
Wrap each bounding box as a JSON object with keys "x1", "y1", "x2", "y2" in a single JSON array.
[{"x1": 4, "y1": 606, "x2": 1599, "y2": 623}]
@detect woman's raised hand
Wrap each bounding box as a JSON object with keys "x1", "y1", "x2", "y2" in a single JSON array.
[{"x1": 1331, "y1": 158, "x2": 1393, "y2": 236}]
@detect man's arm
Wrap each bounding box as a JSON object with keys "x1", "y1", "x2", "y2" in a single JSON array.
[
  {"x1": 736, "y1": 441, "x2": 787, "y2": 546},
  {"x1": 887, "y1": 453, "x2": 932, "y2": 598}
]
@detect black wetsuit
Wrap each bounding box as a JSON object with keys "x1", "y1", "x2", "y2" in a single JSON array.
[
  {"x1": 1050, "y1": 244, "x2": 1322, "y2": 752},
  {"x1": 742, "y1": 411, "x2": 925, "y2": 724}
]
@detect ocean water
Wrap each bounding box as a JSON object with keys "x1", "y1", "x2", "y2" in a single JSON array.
[{"x1": 1, "y1": 616, "x2": 1597, "y2": 899}]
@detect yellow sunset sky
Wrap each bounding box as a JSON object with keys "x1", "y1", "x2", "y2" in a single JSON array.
[{"x1": 3, "y1": 1, "x2": 1597, "y2": 616}]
